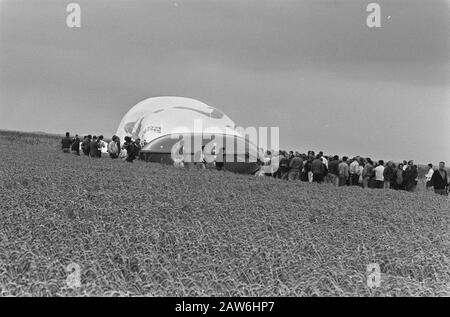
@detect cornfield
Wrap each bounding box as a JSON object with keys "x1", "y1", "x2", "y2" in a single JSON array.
[{"x1": 0, "y1": 131, "x2": 449, "y2": 296}]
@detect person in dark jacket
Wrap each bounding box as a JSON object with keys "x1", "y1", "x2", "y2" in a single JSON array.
[
  {"x1": 122, "y1": 136, "x2": 137, "y2": 162},
  {"x1": 114, "y1": 135, "x2": 121, "y2": 155},
  {"x1": 71, "y1": 134, "x2": 80, "y2": 155},
  {"x1": 278, "y1": 152, "x2": 290, "y2": 180},
  {"x1": 97, "y1": 135, "x2": 105, "y2": 158},
  {"x1": 383, "y1": 161, "x2": 395, "y2": 189},
  {"x1": 81, "y1": 135, "x2": 91, "y2": 156},
  {"x1": 134, "y1": 138, "x2": 142, "y2": 160},
  {"x1": 301, "y1": 156, "x2": 312, "y2": 182},
  {"x1": 288, "y1": 153, "x2": 303, "y2": 181},
  {"x1": 431, "y1": 162, "x2": 449, "y2": 196},
  {"x1": 215, "y1": 147, "x2": 226, "y2": 171},
  {"x1": 85, "y1": 135, "x2": 92, "y2": 156},
  {"x1": 89, "y1": 136, "x2": 99, "y2": 158},
  {"x1": 312, "y1": 155, "x2": 325, "y2": 183},
  {"x1": 61, "y1": 132, "x2": 72, "y2": 153},
  {"x1": 362, "y1": 158, "x2": 374, "y2": 188},
  {"x1": 338, "y1": 156, "x2": 350, "y2": 187},
  {"x1": 393, "y1": 163, "x2": 404, "y2": 190},
  {"x1": 402, "y1": 160, "x2": 418, "y2": 192},
  {"x1": 328, "y1": 155, "x2": 340, "y2": 186}
]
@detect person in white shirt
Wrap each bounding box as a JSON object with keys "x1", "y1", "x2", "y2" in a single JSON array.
[
  {"x1": 374, "y1": 160, "x2": 385, "y2": 189},
  {"x1": 358, "y1": 164, "x2": 364, "y2": 186},
  {"x1": 319, "y1": 151, "x2": 328, "y2": 169},
  {"x1": 425, "y1": 163, "x2": 434, "y2": 189},
  {"x1": 97, "y1": 135, "x2": 108, "y2": 156},
  {"x1": 349, "y1": 157, "x2": 361, "y2": 186}
]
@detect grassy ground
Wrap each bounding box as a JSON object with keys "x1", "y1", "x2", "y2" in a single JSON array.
[{"x1": 0, "y1": 131, "x2": 449, "y2": 296}]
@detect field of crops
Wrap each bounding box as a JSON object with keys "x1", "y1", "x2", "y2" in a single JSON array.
[{"x1": 0, "y1": 131, "x2": 449, "y2": 296}]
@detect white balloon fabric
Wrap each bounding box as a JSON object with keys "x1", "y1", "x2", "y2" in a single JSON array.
[{"x1": 116, "y1": 96, "x2": 238, "y2": 143}]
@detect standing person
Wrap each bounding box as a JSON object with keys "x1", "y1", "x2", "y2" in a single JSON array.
[
  {"x1": 172, "y1": 141, "x2": 185, "y2": 167},
  {"x1": 215, "y1": 147, "x2": 225, "y2": 171},
  {"x1": 122, "y1": 136, "x2": 137, "y2": 162},
  {"x1": 81, "y1": 135, "x2": 91, "y2": 156},
  {"x1": 328, "y1": 155, "x2": 340, "y2": 187},
  {"x1": 306, "y1": 153, "x2": 315, "y2": 182},
  {"x1": 114, "y1": 135, "x2": 121, "y2": 153},
  {"x1": 425, "y1": 163, "x2": 434, "y2": 189},
  {"x1": 430, "y1": 162, "x2": 448, "y2": 196},
  {"x1": 108, "y1": 136, "x2": 120, "y2": 158},
  {"x1": 270, "y1": 151, "x2": 280, "y2": 178},
  {"x1": 383, "y1": 161, "x2": 395, "y2": 189},
  {"x1": 89, "y1": 136, "x2": 99, "y2": 158},
  {"x1": 271, "y1": 151, "x2": 281, "y2": 178},
  {"x1": 319, "y1": 151, "x2": 328, "y2": 169},
  {"x1": 413, "y1": 164, "x2": 419, "y2": 188},
  {"x1": 349, "y1": 157, "x2": 361, "y2": 186},
  {"x1": 362, "y1": 158, "x2": 374, "y2": 189},
  {"x1": 357, "y1": 161, "x2": 365, "y2": 187},
  {"x1": 370, "y1": 161, "x2": 378, "y2": 188},
  {"x1": 304, "y1": 157, "x2": 312, "y2": 183},
  {"x1": 80, "y1": 136, "x2": 87, "y2": 155},
  {"x1": 299, "y1": 154, "x2": 308, "y2": 182},
  {"x1": 263, "y1": 150, "x2": 273, "y2": 177},
  {"x1": 374, "y1": 160, "x2": 385, "y2": 189},
  {"x1": 403, "y1": 160, "x2": 418, "y2": 192},
  {"x1": 323, "y1": 157, "x2": 328, "y2": 180},
  {"x1": 284, "y1": 151, "x2": 293, "y2": 178},
  {"x1": 278, "y1": 152, "x2": 290, "y2": 180},
  {"x1": 61, "y1": 132, "x2": 72, "y2": 153},
  {"x1": 271, "y1": 152, "x2": 280, "y2": 178},
  {"x1": 338, "y1": 156, "x2": 350, "y2": 186},
  {"x1": 394, "y1": 163, "x2": 404, "y2": 190},
  {"x1": 71, "y1": 134, "x2": 80, "y2": 156},
  {"x1": 97, "y1": 135, "x2": 107, "y2": 157},
  {"x1": 194, "y1": 146, "x2": 206, "y2": 170},
  {"x1": 311, "y1": 154, "x2": 325, "y2": 183},
  {"x1": 288, "y1": 153, "x2": 303, "y2": 181},
  {"x1": 345, "y1": 158, "x2": 352, "y2": 186},
  {"x1": 134, "y1": 138, "x2": 142, "y2": 160}
]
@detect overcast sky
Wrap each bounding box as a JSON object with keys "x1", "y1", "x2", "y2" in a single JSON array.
[{"x1": 0, "y1": 0, "x2": 449, "y2": 163}]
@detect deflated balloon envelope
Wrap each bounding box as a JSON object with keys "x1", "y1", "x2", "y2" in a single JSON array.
[{"x1": 116, "y1": 96, "x2": 238, "y2": 144}]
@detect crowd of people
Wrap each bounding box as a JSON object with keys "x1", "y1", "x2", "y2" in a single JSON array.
[
  {"x1": 61, "y1": 132, "x2": 449, "y2": 196},
  {"x1": 61, "y1": 132, "x2": 145, "y2": 163},
  {"x1": 259, "y1": 150, "x2": 449, "y2": 196}
]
